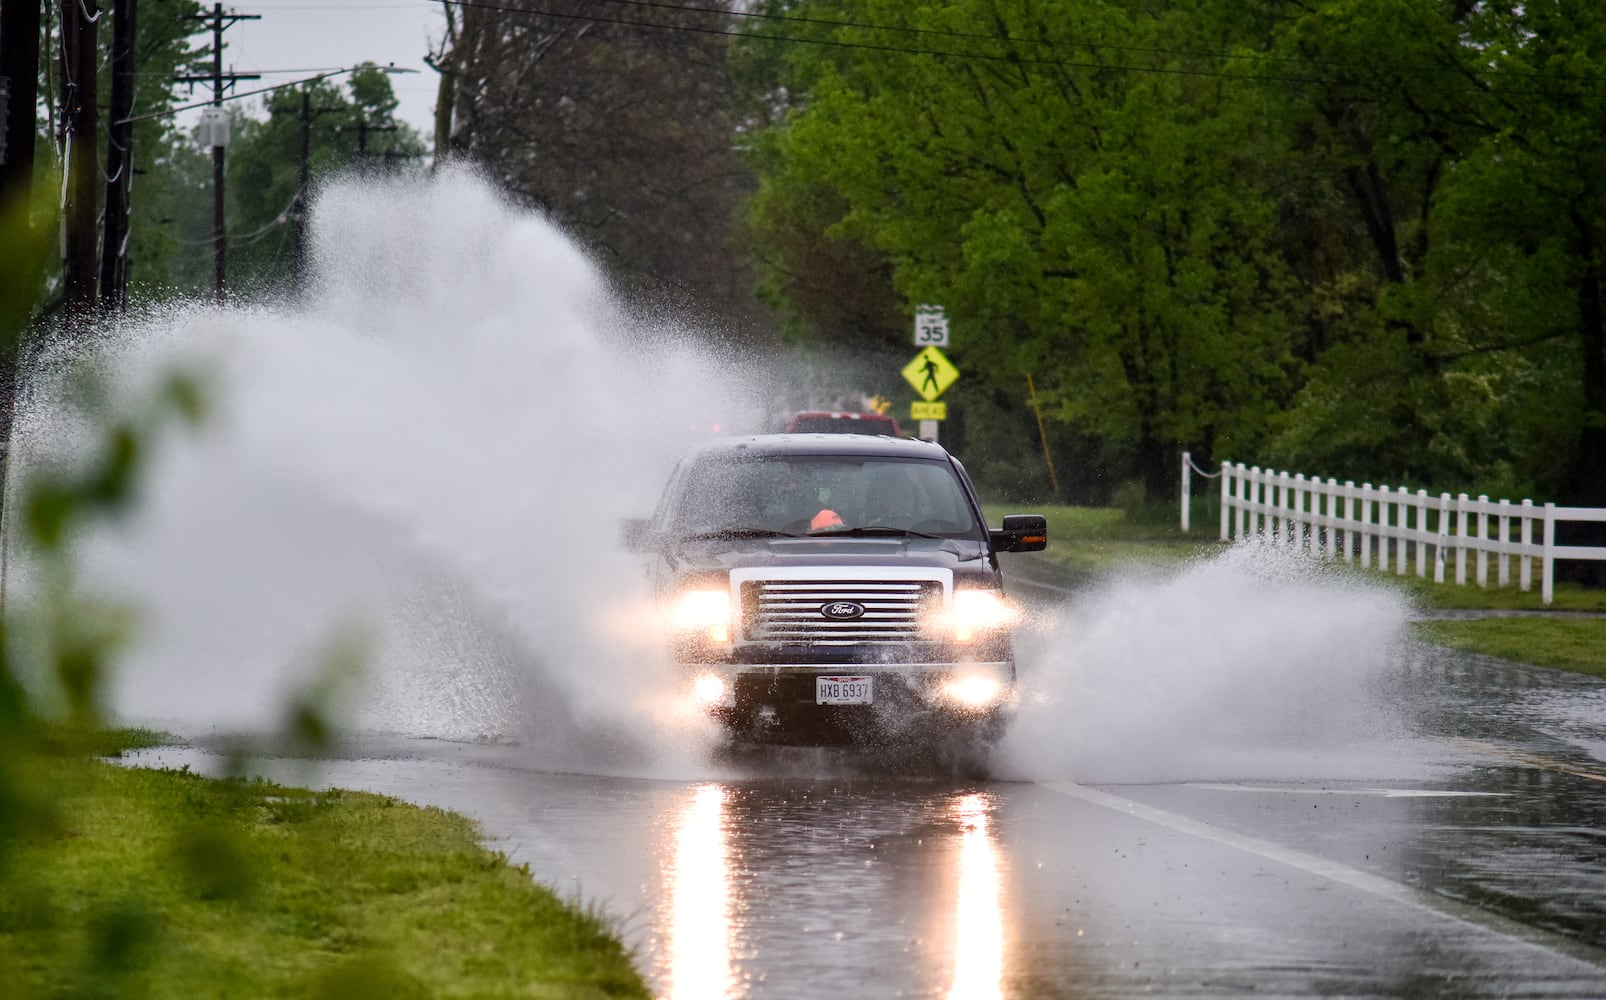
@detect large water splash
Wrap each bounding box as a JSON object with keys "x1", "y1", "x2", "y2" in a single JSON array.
[
  {"x1": 10, "y1": 169, "x2": 770, "y2": 770},
  {"x1": 8, "y1": 169, "x2": 1419, "y2": 783},
  {"x1": 996, "y1": 543, "x2": 1418, "y2": 784}
]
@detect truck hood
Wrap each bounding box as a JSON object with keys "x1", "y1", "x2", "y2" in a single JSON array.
[{"x1": 664, "y1": 535, "x2": 990, "y2": 576}]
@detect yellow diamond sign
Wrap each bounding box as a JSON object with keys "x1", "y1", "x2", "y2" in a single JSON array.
[{"x1": 902, "y1": 346, "x2": 959, "y2": 402}]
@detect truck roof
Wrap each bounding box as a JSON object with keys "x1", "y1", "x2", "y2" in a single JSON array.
[{"x1": 682, "y1": 433, "x2": 952, "y2": 462}]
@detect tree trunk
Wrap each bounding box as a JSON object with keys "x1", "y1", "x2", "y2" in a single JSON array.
[
  {"x1": 0, "y1": 0, "x2": 43, "y2": 211},
  {"x1": 60, "y1": 0, "x2": 100, "y2": 326}
]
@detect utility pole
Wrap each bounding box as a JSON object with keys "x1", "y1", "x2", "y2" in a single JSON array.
[
  {"x1": 289, "y1": 86, "x2": 340, "y2": 291},
  {"x1": 352, "y1": 117, "x2": 397, "y2": 173},
  {"x1": 1, "y1": 0, "x2": 47, "y2": 499},
  {"x1": 100, "y1": 0, "x2": 138, "y2": 313},
  {"x1": 177, "y1": 3, "x2": 258, "y2": 304},
  {"x1": 60, "y1": 0, "x2": 101, "y2": 326}
]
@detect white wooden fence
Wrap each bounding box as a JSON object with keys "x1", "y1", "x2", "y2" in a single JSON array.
[{"x1": 1180, "y1": 453, "x2": 1606, "y2": 604}]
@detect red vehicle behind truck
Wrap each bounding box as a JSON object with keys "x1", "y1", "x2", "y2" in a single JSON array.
[{"x1": 784, "y1": 411, "x2": 904, "y2": 437}]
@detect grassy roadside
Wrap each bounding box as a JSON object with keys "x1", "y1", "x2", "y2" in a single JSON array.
[
  {"x1": 0, "y1": 730, "x2": 649, "y2": 1000},
  {"x1": 986, "y1": 500, "x2": 1606, "y2": 680}
]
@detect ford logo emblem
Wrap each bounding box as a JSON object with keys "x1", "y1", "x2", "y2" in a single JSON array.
[{"x1": 821, "y1": 601, "x2": 866, "y2": 620}]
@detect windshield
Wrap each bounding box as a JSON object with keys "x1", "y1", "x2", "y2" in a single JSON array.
[{"x1": 670, "y1": 453, "x2": 982, "y2": 538}]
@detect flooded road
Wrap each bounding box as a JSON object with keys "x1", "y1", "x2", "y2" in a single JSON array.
[
  {"x1": 128, "y1": 642, "x2": 1606, "y2": 999},
  {"x1": 27, "y1": 170, "x2": 1599, "y2": 996}
]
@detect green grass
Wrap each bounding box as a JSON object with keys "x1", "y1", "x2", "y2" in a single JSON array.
[
  {"x1": 1412, "y1": 618, "x2": 1606, "y2": 680},
  {"x1": 984, "y1": 501, "x2": 1217, "y2": 574},
  {"x1": 0, "y1": 747, "x2": 650, "y2": 1000},
  {"x1": 989, "y1": 500, "x2": 1606, "y2": 677}
]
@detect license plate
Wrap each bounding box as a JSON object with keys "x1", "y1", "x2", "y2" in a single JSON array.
[{"x1": 816, "y1": 675, "x2": 873, "y2": 705}]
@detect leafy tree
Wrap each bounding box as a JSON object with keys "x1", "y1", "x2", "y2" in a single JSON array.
[
  {"x1": 740, "y1": 0, "x2": 1300, "y2": 499},
  {"x1": 119, "y1": 0, "x2": 211, "y2": 302},
  {"x1": 221, "y1": 65, "x2": 427, "y2": 298},
  {"x1": 442, "y1": 0, "x2": 775, "y2": 338},
  {"x1": 739, "y1": 0, "x2": 1606, "y2": 506}
]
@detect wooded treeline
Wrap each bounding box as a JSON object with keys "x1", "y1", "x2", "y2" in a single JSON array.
[
  {"x1": 728, "y1": 0, "x2": 1606, "y2": 505},
  {"x1": 6, "y1": 0, "x2": 1606, "y2": 506},
  {"x1": 0, "y1": 0, "x2": 424, "y2": 310}
]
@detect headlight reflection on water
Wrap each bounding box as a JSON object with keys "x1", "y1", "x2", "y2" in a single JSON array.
[
  {"x1": 667, "y1": 784, "x2": 734, "y2": 1000},
  {"x1": 949, "y1": 792, "x2": 1005, "y2": 1000}
]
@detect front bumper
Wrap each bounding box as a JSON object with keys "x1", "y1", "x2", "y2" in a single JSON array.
[{"x1": 678, "y1": 658, "x2": 1016, "y2": 745}]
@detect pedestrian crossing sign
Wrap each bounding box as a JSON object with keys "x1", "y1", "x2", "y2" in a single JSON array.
[{"x1": 902, "y1": 346, "x2": 959, "y2": 402}]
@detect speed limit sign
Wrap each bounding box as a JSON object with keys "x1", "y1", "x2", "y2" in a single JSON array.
[{"x1": 914, "y1": 305, "x2": 949, "y2": 347}]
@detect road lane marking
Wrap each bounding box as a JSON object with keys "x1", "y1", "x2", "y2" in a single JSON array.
[
  {"x1": 1041, "y1": 780, "x2": 1606, "y2": 970},
  {"x1": 1443, "y1": 736, "x2": 1606, "y2": 784},
  {"x1": 1185, "y1": 782, "x2": 1505, "y2": 798}
]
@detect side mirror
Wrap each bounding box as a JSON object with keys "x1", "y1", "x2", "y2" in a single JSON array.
[
  {"x1": 619, "y1": 517, "x2": 654, "y2": 553},
  {"x1": 989, "y1": 514, "x2": 1048, "y2": 553}
]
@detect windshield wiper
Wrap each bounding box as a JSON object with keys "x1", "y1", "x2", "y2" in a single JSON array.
[
  {"x1": 810, "y1": 525, "x2": 946, "y2": 539},
  {"x1": 680, "y1": 528, "x2": 800, "y2": 541}
]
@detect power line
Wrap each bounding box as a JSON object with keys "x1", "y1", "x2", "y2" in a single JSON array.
[
  {"x1": 116, "y1": 65, "x2": 410, "y2": 125},
  {"x1": 131, "y1": 66, "x2": 349, "y2": 77}
]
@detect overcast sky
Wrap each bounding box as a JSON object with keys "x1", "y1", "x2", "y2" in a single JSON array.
[{"x1": 203, "y1": 0, "x2": 448, "y2": 137}]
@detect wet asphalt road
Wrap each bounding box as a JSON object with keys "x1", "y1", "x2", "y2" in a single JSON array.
[
  {"x1": 124, "y1": 564, "x2": 1606, "y2": 998},
  {"x1": 128, "y1": 651, "x2": 1606, "y2": 997}
]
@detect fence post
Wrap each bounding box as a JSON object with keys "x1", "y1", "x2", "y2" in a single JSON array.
[
  {"x1": 1324, "y1": 478, "x2": 1339, "y2": 557},
  {"x1": 1396, "y1": 486, "x2": 1409, "y2": 575},
  {"x1": 1220, "y1": 462, "x2": 1231, "y2": 542},
  {"x1": 1271, "y1": 473, "x2": 1283, "y2": 545},
  {"x1": 1343, "y1": 481, "x2": 1355, "y2": 562},
  {"x1": 1251, "y1": 466, "x2": 1263, "y2": 540},
  {"x1": 1456, "y1": 494, "x2": 1469, "y2": 586},
  {"x1": 1476, "y1": 495, "x2": 1490, "y2": 588},
  {"x1": 1360, "y1": 484, "x2": 1373, "y2": 569},
  {"x1": 1497, "y1": 499, "x2": 1511, "y2": 588},
  {"x1": 1377, "y1": 485, "x2": 1390, "y2": 569},
  {"x1": 1293, "y1": 473, "x2": 1307, "y2": 549},
  {"x1": 1520, "y1": 499, "x2": 1533, "y2": 592},
  {"x1": 1542, "y1": 503, "x2": 1555, "y2": 605},
  {"x1": 1236, "y1": 463, "x2": 1249, "y2": 540},
  {"x1": 1445, "y1": 494, "x2": 1458, "y2": 587},
  {"x1": 1181, "y1": 451, "x2": 1191, "y2": 533},
  {"x1": 1415, "y1": 489, "x2": 1429, "y2": 578}
]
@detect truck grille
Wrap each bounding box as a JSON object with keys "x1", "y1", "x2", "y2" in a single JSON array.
[{"x1": 741, "y1": 579, "x2": 941, "y2": 645}]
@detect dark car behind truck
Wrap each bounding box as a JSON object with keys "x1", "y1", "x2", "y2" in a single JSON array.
[{"x1": 624, "y1": 433, "x2": 1046, "y2": 749}]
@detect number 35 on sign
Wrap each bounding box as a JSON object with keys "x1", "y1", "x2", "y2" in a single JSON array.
[{"x1": 914, "y1": 305, "x2": 949, "y2": 347}]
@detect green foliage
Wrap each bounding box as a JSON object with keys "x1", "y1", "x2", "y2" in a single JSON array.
[
  {"x1": 121, "y1": 0, "x2": 212, "y2": 301},
  {"x1": 739, "y1": 1, "x2": 1606, "y2": 506},
  {"x1": 0, "y1": 759, "x2": 650, "y2": 998},
  {"x1": 220, "y1": 66, "x2": 428, "y2": 299},
  {"x1": 981, "y1": 501, "x2": 1217, "y2": 576},
  {"x1": 0, "y1": 179, "x2": 644, "y2": 998},
  {"x1": 0, "y1": 191, "x2": 55, "y2": 345}
]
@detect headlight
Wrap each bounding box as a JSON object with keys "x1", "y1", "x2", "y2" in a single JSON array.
[
  {"x1": 670, "y1": 588, "x2": 732, "y2": 643},
  {"x1": 949, "y1": 589, "x2": 1018, "y2": 642}
]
